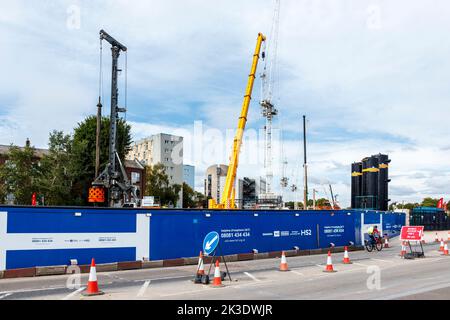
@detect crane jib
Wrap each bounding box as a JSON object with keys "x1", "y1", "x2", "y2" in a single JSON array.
[{"x1": 210, "y1": 33, "x2": 265, "y2": 209}]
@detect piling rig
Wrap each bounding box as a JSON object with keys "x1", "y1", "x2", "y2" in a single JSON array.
[{"x1": 90, "y1": 30, "x2": 139, "y2": 208}]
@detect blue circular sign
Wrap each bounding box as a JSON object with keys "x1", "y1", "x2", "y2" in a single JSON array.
[{"x1": 203, "y1": 231, "x2": 220, "y2": 256}]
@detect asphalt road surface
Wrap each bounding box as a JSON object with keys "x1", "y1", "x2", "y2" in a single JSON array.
[{"x1": 1, "y1": 231, "x2": 449, "y2": 300}]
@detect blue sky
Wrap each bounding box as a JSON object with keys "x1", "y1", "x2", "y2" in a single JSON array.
[{"x1": 1, "y1": 0, "x2": 449, "y2": 206}]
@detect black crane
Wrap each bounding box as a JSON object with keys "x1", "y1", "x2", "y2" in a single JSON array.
[{"x1": 91, "y1": 30, "x2": 138, "y2": 208}]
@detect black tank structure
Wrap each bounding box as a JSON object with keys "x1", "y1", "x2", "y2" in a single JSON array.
[
  {"x1": 375, "y1": 154, "x2": 391, "y2": 211},
  {"x1": 351, "y1": 162, "x2": 363, "y2": 209}
]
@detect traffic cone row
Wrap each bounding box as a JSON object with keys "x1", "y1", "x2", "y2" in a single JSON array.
[
  {"x1": 279, "y1": 251, "x2": 289, "y2": 271},
  {"x1": 197, "y1": 251, "x2": 205, "y2": 275},
  {"x1": 384, "y1": 236, "x2": 390, "y2": 248},
  {"x1": 442, "y1": 243, "x2": 449, "y2": 256},
  {"x1": 323, "y1": 251, "x2": 337, "y2": 273},
  {"x1": 212, "y1": 260, "x2": 224, "y2": 287},
  {"x1": 82, "y1": 258, "x2": 104, "y2": 296},
  {"x1": 343, "y1": 247, "x2": 352, "y2": 264},
  {"x1": 439, "y1": 239, "x2": 445, "y2": 252},
  {"x1": 400, "y1": 242, "x2": 407, "y2": 257}
]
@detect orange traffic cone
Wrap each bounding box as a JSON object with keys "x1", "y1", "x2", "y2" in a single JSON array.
[
  {"x1": 343, "y1": 246, "x2": 352, "y2": 264},
  {"x1": 442, "y1": 243, "x2": 449, "y2": 256},
  {"x1": 323, "y1": 251, "x2": 337, "y2": 273},
  {"x1": 435, "y1": 233, "x2": 439, "y2": 243},
  {"x1": 212, "y1": 260, "x2": 224, "y2": 287},
  {"x1": 384, "y1": 236, "x2": 390, "y2": 248},
  {"x1": 400, "y1": 242, "x2": 407, "y2": 257},
  {"x1": 197, "y1": 251, "x2": 205, "y2": 276},
  {"x1": 82, "y1": 258, "x2": 104, "y2": 296},
  {"x1": 279, "y1": 251, "x2": 289, "y2": 271},
  {"x1": 439, "y1": 239, "x2": 445, "y2": 252}
]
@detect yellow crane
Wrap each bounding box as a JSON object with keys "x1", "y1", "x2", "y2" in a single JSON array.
[{"x1": 208, "y1": 33, "x2": 266, "y2": 209}]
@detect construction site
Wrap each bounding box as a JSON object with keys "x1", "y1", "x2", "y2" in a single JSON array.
[{"x1": 0, "y1": 0, "x2": 449, "y2": 306}]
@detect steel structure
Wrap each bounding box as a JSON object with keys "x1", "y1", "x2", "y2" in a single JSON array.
[
  {"x1": 208, "y1": 33, "x2": 266, "y2": 209},
  {"x1": 92, "y1": 30, "x2": 138, "y2": 207}
]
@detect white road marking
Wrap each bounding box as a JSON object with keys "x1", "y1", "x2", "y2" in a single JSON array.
[
  {"x1": 377, "y1": 282, "x2": 450, "y2": 300},
  {"x1": 353, "y1": 262, "x2": 371, "y2": 267},
  {"x1": 61, "y1": 287, "x2": 85, "y2": 300},
  {"x1": 137, "y1": 280, "x2": 151, "y2": 297},
  {"x1": 0, "y1": 293, "x2": 12, "y2": 300},
  {"x1": 244, "y1": 272, "x2": 261, "y2": 282},
  {"x1": 370, "y1": 258, "x2": 394, "y2": 263},
  {"x1": 290, "y1": 270, "x2": 304, "y2": 276}
]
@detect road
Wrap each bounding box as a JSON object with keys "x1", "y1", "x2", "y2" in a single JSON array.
[{"x1": 0, "y1": 231, "x2": 449, "y2": 300}]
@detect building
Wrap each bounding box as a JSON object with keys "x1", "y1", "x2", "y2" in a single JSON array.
[
  {"x1": 127, "y1": 133, "x2": 183, "y2": 207},
  {"x1": 0, "y1": 139, "x2": 49, "y2": 166},
  {"x1": 183, "y1": 165, "x2": 195, "y2": 189},
  {"x1": 124, "y1": 159, "x2": 146, "y2": 200},
  {"x1": 204, "y1": 164, "x2": 229, "y2": 204}
]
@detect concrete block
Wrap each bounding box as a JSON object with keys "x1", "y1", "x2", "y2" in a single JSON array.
[
  {"x1": 284, "y1": 250, "x2": 297, "y2": 257},
  {"x1": 142, "y1": 260, "x2": 163, "y2": 269},
  {"x1": 309, "y1": 249, "x2": 322, "y2": 255},
  {"x1": 35, "y1": 265, "x2": 67, "y2": 276},
  {"x1": 224, "y1": 254, "x2": 238, "y2": 262},
  {"x1": 268, "y1": 251, "x2": 282, "y2": 259},
  {"x1": 96, "y1": 263, "x2": 118, "y2": 273},
  {"x1": 183, "y1": 257, "x2": 199, "y2": 265},
  {"x1": 296, "y1": 250, "x2": 310, "y2": 256},
  {"x1": 3, "y1": 267, "x2": 36, "y2": 279},
  {"x1": 0, "y1": 270, "x2": 4, "y2": 279},
  {"x1": 333, "y1": 247, "x2": 345, "y2": 253},
  {"x1": 163, "y1": 258, "x2": 185, "y2": 267},
  {"x1": 118, "y1": 261, "x2": 142, "y2": 270},
  {"x1": 254, "y1": 252, "x2": 269, "y2": 260},
  {"x1": 237, "y1": 253, "x2": 254, "y2": 261},
  {"x1": 79, "y1": 265, "x2": 91, "y2": 274}
]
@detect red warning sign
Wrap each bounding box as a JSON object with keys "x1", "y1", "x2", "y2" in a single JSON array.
[{"x1": 400, "y1": 226, "x2": 424, "y2": 241}]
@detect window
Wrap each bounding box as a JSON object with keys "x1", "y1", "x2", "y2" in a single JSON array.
[{"x1": 131, "y1": 172, "x2": 141, "y2": 184}]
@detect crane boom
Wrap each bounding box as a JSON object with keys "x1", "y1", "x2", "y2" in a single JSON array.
[{"x1": 209, "y1": 33, "x2": 266, "y2": 209}]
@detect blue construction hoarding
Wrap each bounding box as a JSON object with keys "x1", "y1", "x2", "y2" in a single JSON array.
[{"x1": 0, "y1": 206, "x2": 405, "y2": 270}]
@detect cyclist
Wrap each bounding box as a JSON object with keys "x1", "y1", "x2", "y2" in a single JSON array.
[{"x1": 368, "y1": 225, "x2": 381, "y2": 245}]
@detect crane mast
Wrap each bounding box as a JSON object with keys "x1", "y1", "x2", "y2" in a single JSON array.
[
  {"x1": 208, "y1": 33, "x2": 266, "y2": 209},
  {"x1": 258, "y1": 0, "x2": 281, "y2": 208}
]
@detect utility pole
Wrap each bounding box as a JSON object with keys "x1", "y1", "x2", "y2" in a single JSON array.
[
  {"x1": 303, "y1": 115, "x2": 308, "y2": 210},
  {"x1": 313, "y1": 189, "x2": 317, "y2": 210}
]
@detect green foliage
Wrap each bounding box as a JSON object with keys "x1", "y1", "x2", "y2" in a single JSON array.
[
  {"x1": 0, "y1": 144, "x2": 42, "y2": 205},
  {"x1": 421, "y1": 197, "x2": 440, "y2": 208},
  {"x1": 182, "y1": 182, "x2": 206, "y2": 208},
  {"x1": 37, "y1": 131, "x2": 75, "y2": 206},
  {"x1": 144, "y1": 163, "x2": 181, "y2": 207},
  {"x1": 71, "y1": 116, "x2": 132, "y2": 205}
]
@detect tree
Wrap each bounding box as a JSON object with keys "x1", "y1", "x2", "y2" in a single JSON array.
[
  {"x1": 182, "y1": 182, "x2": 206, "y2": 208},
  {"x1": 421, "y1": 197, "x2": 439, "y2": 208},
  {"x1": 37, "y1": 131, "x2": 75, "y2": 206},
  {"x1": 0, "y1": 144, "x2": 42, "y2": 205},
  {"x1": 71, "y1": 116, "x2": 132, "y2": 205},
  {"x1": 144, "y1": 163, "x2": 181, "y2": 207}
]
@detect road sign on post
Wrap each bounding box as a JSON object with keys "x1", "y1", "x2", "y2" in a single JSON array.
[{"x1": 203, "y1": 231, "x2": 220, "y2": 256}]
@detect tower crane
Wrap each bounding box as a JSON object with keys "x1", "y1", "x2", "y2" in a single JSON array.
[
  {"x1": 260, "y1": 0, "x2": 281, "y2": 197},
  {"x1": 208, "y1": 33, "x2": 266, "y2": 209}
]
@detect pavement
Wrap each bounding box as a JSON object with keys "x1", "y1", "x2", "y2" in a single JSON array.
[{"x1": 0, "y1": 230, "x2": 449, "y2": 300}]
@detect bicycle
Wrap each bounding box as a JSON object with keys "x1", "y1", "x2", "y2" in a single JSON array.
[{"x1": 365, "y1": 235, "x2": 383, "y2": 252}]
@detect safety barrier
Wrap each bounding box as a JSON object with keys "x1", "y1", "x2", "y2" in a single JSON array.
[{"x1": 0, "y1": 206, "x2": 404, "y2": 272}]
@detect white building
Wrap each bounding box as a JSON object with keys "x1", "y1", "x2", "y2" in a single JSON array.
[{"x1": 127, "y1": 133, "x2": 183, "y2": 207}]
